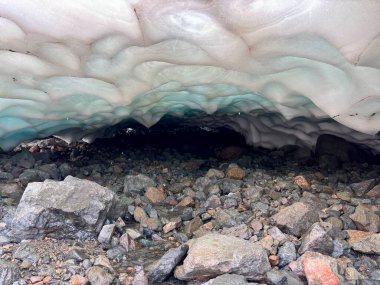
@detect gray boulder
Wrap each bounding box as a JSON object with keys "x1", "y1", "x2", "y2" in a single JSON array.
[
  {"x1": 174, "y1": 234, "x2": 270, "y2": 281},
  {"x1": 11, "y1": 176, "x2": 115, "y2": 240}
]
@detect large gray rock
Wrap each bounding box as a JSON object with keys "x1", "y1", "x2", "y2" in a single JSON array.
[
  {"x1": 123, "y1": 174, "x2": 155, "y2": 195},
  {"x1": 271, "y1": 201, "x2": 320, "y2": 237},
  {"x1": 298, "y1": 222, "x2": 334, "y2": 256},
  {"x1": 11, "y1": 176, "x2": 115, "y2": 240},
  {"x1": 174, "y1": 234, "x2": 270, "y2": 281},
  {"x1": 0, "y1": 260, "x2": 20, "y2": 285},
  {"x1": 147, "y1": 244, "x2": 188, "y2": 283}
]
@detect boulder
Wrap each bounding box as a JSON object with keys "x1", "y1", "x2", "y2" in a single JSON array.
[
  {"x1": 174, "y1": 234, "x2": 270, "y2": 281},
  {"x1": 271, "y1": 202, "x2": 320, "y2": 237},
  {"x1": 11, "y1": 176, "x2": 115, "y2": 240}
]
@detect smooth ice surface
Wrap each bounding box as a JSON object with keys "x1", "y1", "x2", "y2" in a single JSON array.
[{"x1": 0, "y1": 0, "x2": 379, "y2": 150}]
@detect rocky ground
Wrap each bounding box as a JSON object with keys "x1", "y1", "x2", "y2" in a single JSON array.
[{"x1": 0, "y1": 130, "x2": 379, "y2": 285}]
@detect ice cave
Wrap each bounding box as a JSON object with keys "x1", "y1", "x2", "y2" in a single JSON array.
[{"x1": 0, "y1": 0, "x2": 379, "y2": 151}]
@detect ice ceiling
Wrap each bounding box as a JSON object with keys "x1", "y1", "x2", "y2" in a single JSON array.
[{"x1": 0, "y1": 0, "x2": 380, "y2": 151}]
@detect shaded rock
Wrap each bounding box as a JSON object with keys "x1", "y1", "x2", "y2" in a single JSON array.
[
  {"x1": 147, "y1": 244, "x2": 188, "y2": 283},
  {"x1": 271, "y1": 201, "x2": 320, "y2": 237},
  {"x1": 0, "y1": 182, "x2": 23, "y2": 201},
  {"x1": 19, "y1": 169, "x2": 50, "y2": 186},
  {"x1": 98, "y1": 224, "x2": 115, "y2": 244},
  {"x1": 315, "y1": 134, "x2": 370, "y2": 167},
  {"x1": 0, "y1": 260, "x2": 20, "y2": 285},
  {"x1": 298, "y1": 222, "x2": 334, "y2": 256},
  {"x1": 123, "y1": 174, "x2": 155, "y2": 195},
  {"x1": 184, "y1": 216, "x2": 203, "y2": 236},
  {"x1": 278, "y1": 241, "x2": 297, "y2": 267},
  {"x1": 174, "y1": 234, "x2": 270, "y2": 281},
  {"x1": 11, "y1": 176, "x2": 115, "y2": 240},
  {"x1": 266, "y1": 269, "x2": 303, "y2": 285},
  {"x1": 350, "y1": 179, "x2": 377, "y2": 197},
  {"x1": 86, "y1": 266, "x2": 113, "y2": 285},
  {"x1": 347, "y1": 230, "x2": 380, "y2": 254},
  {"x1": 206, "y1": 169, "x2": 224, "y2": 179},
  {"x1": 349, "y1": 204, "x2": 379, "y2": 232}
]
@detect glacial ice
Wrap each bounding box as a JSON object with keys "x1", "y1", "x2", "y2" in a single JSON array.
[{"x1": 0, "y1": 0, "x2": 379, "y2": 151}]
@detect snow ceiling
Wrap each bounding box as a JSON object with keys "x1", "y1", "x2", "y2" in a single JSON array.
[{"x1": 0, "y1": 0, "x2": 379, "y2": 151}]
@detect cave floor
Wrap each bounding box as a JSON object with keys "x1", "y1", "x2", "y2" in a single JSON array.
[{"x1": 0, "y1": 134, "x2": 379, "y2": 285}]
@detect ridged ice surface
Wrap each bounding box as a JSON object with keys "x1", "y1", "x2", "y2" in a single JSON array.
[{"x1": 0, "y1": 0, "x2": 379, "y2": 150}]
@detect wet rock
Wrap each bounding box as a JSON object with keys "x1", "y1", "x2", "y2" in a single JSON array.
[
  {"x1": 217, "y1": 146, "x2": 246, "y2": 160},
  {"x1": 349, "y1": 204, "x2": 379, "y2": 232},
  {"x1": 278, "y1": 241, "x2": 297, "y2": 267},
  {"x1": 11, "y1": 176, "x2": 115, "y2": 240},
  {"x1": 123, "y1": 174, "x2": 155, "y2": 195},
  {"x1": 298, "y1": 222, "x2": 334, "y2": 256},
  {"x1": 347, "y1": 230, "x2": 380, "y2": 254},
  {"x1": 266, "y1": 269, "x2": 303, "y2": 285},
  {"x1": 86, "y1": 266, "x2": 113, "y2": 285},
  {"x1": 0, "y1": 260, "x2": 20, "y2": 285},
  {"x1": 98, "y1": 224, "x2": 115, "y2": 244},
  {"x1": 144, "y1": 187, "x2": 166, "y2": 204},
  {"x1": 174, "y1": 234, "x2": 270, "y2": 281},
  {"x1": 147, "y1": 244, "x2": 188, "y2": 283},
  {"x1": 350, "y1": 179, "x2": 377, "y2": 197},
  {"x1": 271, "y1": 201, "x2": 320, "y2": 237}
]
